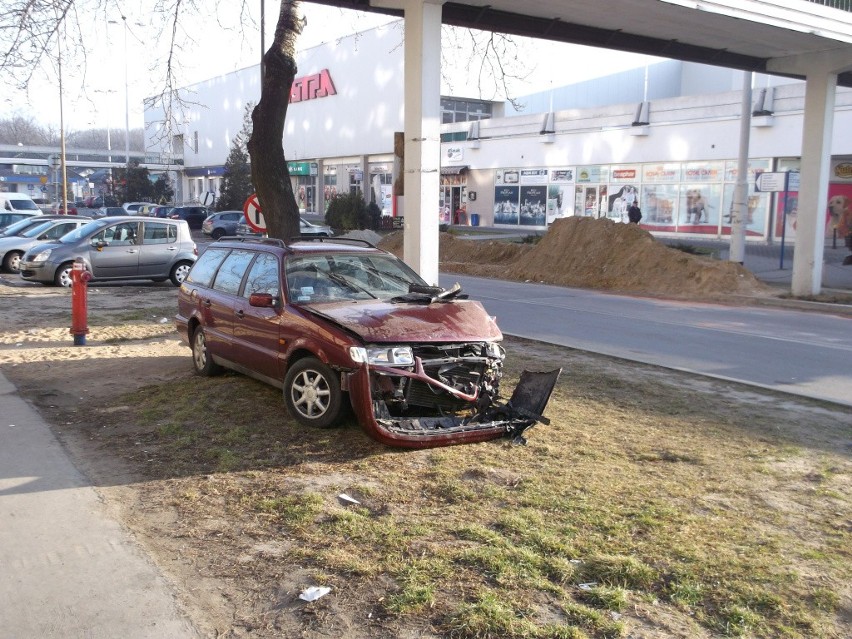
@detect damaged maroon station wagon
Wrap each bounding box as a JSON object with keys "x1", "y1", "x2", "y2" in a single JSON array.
[{"x1": 175, "y1": 236, "x2": 559, "y2": 449}]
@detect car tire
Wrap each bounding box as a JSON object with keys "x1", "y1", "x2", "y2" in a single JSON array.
[
  {"x1": 283, "y1": 357, "x2": 343, "y2": 429},
  {"x1": 191, "y1": 326, "x2": 221, "y2": 376},
  {"x1": 211, "y1": 228, "x2": 226, "y2": 240},
  {"x1": 3, "y1": 250, "x2": 23, "y2": 273},
  {"x1": 170, "y1": 261, "x2": 193, "y2": 286},
  {"x1": 54, "y1": 261, "x2": 74, "y2": 287}
]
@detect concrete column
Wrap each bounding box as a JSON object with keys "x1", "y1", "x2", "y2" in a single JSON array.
[
  {"x1": 400, "y1": 0, "x2": 443, "y2": 285},
  {"x1": 730, "y1": 72, "x2": 752, "y2": 264},
  {"x1": 316, "y1": 158, "x2": 325, "y2": 216},
  {"x1": 791, "y1": 71, "x2": 836, "y2": 296}
]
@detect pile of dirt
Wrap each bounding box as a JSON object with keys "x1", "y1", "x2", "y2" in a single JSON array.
[{"x1": 379, "y1": 217, "x2": 771, "y2": 299}]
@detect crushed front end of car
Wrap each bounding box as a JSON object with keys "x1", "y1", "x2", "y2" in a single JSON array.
[
  {"x1": 298, "y1": 278, "x2": 560, "y2": 449},
  {"x1": 344, "y1": 338, "x2": 561, "y2": 449}
]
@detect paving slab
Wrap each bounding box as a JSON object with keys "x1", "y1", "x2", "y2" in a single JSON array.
[{"x1": 0, "y1": 371, "x2": 199, "y2": 639}]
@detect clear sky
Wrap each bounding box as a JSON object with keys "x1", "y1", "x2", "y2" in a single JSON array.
[{"x1": 5, "y1": 3, "x2": 664, "y2": 133}]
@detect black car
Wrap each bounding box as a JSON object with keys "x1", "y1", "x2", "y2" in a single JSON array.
[{"x1": 170, "y1": 206, "x2": 211, "y2": 230}]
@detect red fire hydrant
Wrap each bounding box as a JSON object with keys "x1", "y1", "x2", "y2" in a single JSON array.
[{"x1": 70, "y1": 258, "x2": 92, "y2": 346}]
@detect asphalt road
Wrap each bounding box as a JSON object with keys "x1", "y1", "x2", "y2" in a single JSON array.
[{"x1": 441, "y1": 273, "x2": 852, "y2": 408}]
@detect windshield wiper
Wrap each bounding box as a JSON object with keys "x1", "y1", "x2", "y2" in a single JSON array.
[{"x1": 324, "y1": 271, "x2": 378, "y2": 299}]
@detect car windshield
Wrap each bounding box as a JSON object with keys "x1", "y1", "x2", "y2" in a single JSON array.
[
  {"x1": 8, "y1": 199, "x2": 39, "y2": 211},
  {"x1": 285, "y1": 253, "x2": 426, "y2": 304},
  {"x1": 57, "y1": 218, "x2": 112, "y2": 243},
  {"x1": 1, "y1": 218, "x2": 42, "y2": 236},
  {"x1": 21, "y1": 221, "x2": 55, "y2": 237}
]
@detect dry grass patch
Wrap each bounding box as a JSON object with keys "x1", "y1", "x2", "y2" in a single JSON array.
[{"x1": 44, "y1": 337, "x2": 851, "y2": 639}]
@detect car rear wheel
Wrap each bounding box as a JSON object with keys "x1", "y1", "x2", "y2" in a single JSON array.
[
  {"x1": 211, "y1": 228, "x2": 226, "y2": 239},
  {"x1": 170, "y1": 261, "x2": 192, "y2": 286},
  {"x1": 3, "y1": 250, "x2": 23, "y2": 273},
  {"x1": 54, "y1": 262, "x2": 74, "y2": 287},
  {"x1": 191, "y1": 326, "x2": 221, "y2": 376},
  {"x1": 283, "y1": 357, "x2": 343, "y2": 429}
]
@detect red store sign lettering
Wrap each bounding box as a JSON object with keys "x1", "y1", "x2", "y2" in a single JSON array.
[{"x1": 290, "y1": 69, "x2": 337, "y2": 103}]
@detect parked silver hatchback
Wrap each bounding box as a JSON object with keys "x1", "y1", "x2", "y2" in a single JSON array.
[{"x1": 20, "y1": 216, "x2": 197, "y2": 287}]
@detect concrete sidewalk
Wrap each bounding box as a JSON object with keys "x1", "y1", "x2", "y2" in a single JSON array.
[{"x1": 0, "y1": 371, "x2": 199, "y2": 638}]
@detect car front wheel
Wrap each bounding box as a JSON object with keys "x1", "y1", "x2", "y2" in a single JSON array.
[
  {"x1": 170, "y1": 261, "x2": 192, "y2": 286},
  {"x1": 191, "y1": 326, "x2": 221, "y2": 376},
  {"x1": 283, "y1": 357, "x2": 343, "y2": 429},
  {"x1": 3, "y1": 250, "x2": 23, "y2": 273},
  {"x1": 54, "y1": 262, "x2": 74, "y2": 287}
]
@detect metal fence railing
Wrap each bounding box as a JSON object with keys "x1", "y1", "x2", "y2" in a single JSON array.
[{"x1": 805, "y1": 0, "x2": 852, "y2": 11}]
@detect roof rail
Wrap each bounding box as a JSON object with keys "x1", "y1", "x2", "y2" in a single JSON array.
[
  {"x1": 217, "y1": 236, "x2": 288, "y2": 248},
  {"x1": 288, "y1": 235, "x2": 377, "y2": 248}
]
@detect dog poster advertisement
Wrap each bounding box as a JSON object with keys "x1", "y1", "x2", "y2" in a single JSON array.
[{"x1": 775, "y1": 183, "x2": 852, "y2": 240}]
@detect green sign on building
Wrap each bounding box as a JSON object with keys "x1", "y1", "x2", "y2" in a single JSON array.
[{"x1": 288, "y1": 162, "x2": 317, "y2": 176}]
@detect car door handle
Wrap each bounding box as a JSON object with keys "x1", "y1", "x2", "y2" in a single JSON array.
[
  {"x1": 127, "y1": 249, "x2": 138, "y2": 253},
  {"x1": 202, "y1": 299, "x2": 211, "y2": 308},
  {"x1": 167, "y1": 247, "x2": 177, "y2": 251},
  {"x1": 235, "y1": 309, "x2": 245, "y2": 319}
]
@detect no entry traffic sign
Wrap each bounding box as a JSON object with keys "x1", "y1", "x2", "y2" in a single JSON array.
[{"x1": 243, "y1": 193, "x2": 267, "y2": 232}]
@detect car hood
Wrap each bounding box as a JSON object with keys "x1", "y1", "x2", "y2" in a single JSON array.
[{"x1": 302, "y1": 299, "x2": 502, "y2": 343}]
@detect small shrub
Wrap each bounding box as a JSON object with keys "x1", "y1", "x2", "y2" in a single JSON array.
[{"x1": 325, "y1": 192, "x2": 382, "y2": 232}]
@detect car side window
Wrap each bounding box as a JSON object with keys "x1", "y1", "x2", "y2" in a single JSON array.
[
  {"x1": 212, "y1": 249, "x2": 255, "y2": 295},
  {"x1": 100, "y1": 222, "x2": 138, "y2": 246},
  {"x1": 242, "y1": 253, "x2": 280, "y2": 299},
  {"x1": 224, "y1": 213, "x2": 241, "y2": 221},
  {"x1": 186, "y1": 247, "x2": 230, "y2": 287},
  {"x1": 142, "y1": 222, "x2": 175, "y2": 244},
  {"x1": 41, "y1": 222, "x2": 78, "y2": 239}
]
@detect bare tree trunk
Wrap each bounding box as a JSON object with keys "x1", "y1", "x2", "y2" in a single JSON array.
[{"x1": 247, "y1": 0, "x2": 303, "y2": 241}]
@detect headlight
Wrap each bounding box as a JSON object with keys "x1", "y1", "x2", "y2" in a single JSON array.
[
  {"x1": 348, "y1": 345, "x2": 414, "y2": 366},
  {"x1": 485, "y1": 342, "x2": 504, "y2": 359},
  {"x1": 30, "y1": 249, "x2": 52, "y2": 263}
]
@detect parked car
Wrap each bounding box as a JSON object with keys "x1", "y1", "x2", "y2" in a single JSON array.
[
  {"x1": 91, "y1": 195, "x2": 119, "y2": 209},
  {"x1": 51, "y1": 202, "x2": 78, "y2": 215},
  {"x1": 92, "y1": 206, "x2": 127, "y2": 219},
  {"x1": 0, "y1": 217, "x2": 92, "y2": 272},
  {"x1": 19, "y1": 217, "x2": 197, "y2": 287},
  {"x1": 136, "y1": 203, "x2": 158, "y2": 216},
  {"x1": 201, "y1": 210, "x2": 243, "y2": 239},
  {"x1": 299, "y1": 217, "x2": 333, "y2": 237},
  {"x1": 0, "y1": 214, "x2": 72, "y2": 238},
  {"x1": 150, "y1": 206, "x2": 175, "y2": 218},
  {"x1": 234, "y1": 216, "x2": 333, "y2": 239},
  {"x1": 0, "y1": 210, "x2": 42, "y2": 233},
  {"x1": 169, "y1": 205, "x2": 211, "y2": 229},
  {"x1": 122, "y1": 201, "x2": 151, "y2": 214},
  {"x1": 175, "y1": 236, "x2": 559, "y2": 448}
]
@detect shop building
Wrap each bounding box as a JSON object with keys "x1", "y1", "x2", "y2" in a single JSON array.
[{"x1": 145, "y1": 19, "x2": 852, "y2": 243}]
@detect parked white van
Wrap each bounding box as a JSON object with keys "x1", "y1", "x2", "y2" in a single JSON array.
[{"x1": 1, "y1": 193, "x2": 41, "y2": 213}]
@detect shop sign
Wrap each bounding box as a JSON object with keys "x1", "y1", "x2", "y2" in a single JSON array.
[
  {"x1": 683, "y1": 162, "x2": 723, "y2": 182},
  {"x1": 446, "y1": 146, "x2": 464, "y2": 162},
  {"x1": 611, "y1": 166, "x2": 639, "y2": 182},
  {"x1": 576, "y1": 165, "x2": 608, "y2": 183},
  {"x1": 550, "y1": 168, "x2": 575, "y2": 184},
  {"x1": 496, "y1": 169, "x2": 519, "y2": 185},
  {"x1": 520, "y1": 169, "x2": 548, "y2": 185},
  {"x1": 642, "y1": 163, "x2": 681, "y2": 183},
  {"x1": 290, "y1": 69, "x2": 336, "y2": 103},
  {"x1": 287, "y1": 161, "x2": 315, "y2": 176},
  {"x1": 833, "y1": 162, "x2": 852, "y2": 181}
]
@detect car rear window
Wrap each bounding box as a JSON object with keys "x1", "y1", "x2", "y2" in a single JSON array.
[
  {"x1": 186, "y1": 247, "x2": 230, "y2": 287},
  {"x1": 8, "y1": 199, "x2": 39, "y2": 211}
]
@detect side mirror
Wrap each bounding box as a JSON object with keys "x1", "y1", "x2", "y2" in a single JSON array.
[{"x1": 249, "y1": 292, "x2": 277, "y2": 308}]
